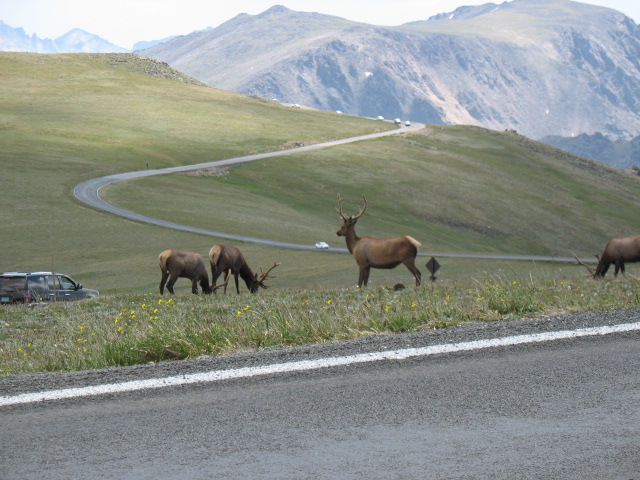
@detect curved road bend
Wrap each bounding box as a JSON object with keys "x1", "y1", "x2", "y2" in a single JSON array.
[{"x1": 73, "y1": 122, "x2": 584, "y2": 262}]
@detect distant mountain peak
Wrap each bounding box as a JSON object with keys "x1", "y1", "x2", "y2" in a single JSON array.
[
  {"x1": 0, "y1": 21, "x2": 127, "y2": 53},
  {"x1": 260, "y1": 5, "x2": 291, "y2": 16},
  {"x1": 55, "y1": 28, "x2": 127, "y2": 53},
  {"x1": 426, "y1": 2, "x2": 507, "y2": 21}
]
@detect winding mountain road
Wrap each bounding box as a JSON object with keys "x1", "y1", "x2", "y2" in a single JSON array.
[{"x1": 73, "y1": 122, "x2": 580, "y2": 262}]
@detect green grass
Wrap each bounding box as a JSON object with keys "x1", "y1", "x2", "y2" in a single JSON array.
[
  {"x1": 2, "y1": 275, "x2": 640, "y2": 375},
  {"x1": 104, "y1": 126, "x2": 640, "y2": 261},
  {"x1": 2, "y1": 52, "x2": 640, "y2": 374}
]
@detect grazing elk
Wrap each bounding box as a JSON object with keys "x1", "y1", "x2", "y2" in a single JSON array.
[
  {"x1": 336, "y1": 194, "x2": 422, "y2": 287},
  {"x1": 158, "y1": 249, "x2": 226, "y2": 295},
  {"x1": 576, "y1": 234, "x2": 640, "y2": 278},
  {"x1": 209, "y1": 244, "x2": 279, "y2": 294}
]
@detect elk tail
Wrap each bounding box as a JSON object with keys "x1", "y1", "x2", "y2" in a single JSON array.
[
  {"x1": 158, "y1": 249, "x2": 171, "y2": 272},
  {"x1": 406, "y1": 236, "x2": 421, "y2": 248},
  {"x1": 209, "y1": 245, "x2": 223, "y2": 266}
]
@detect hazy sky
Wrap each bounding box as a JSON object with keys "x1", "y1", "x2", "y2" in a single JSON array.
[{"x1": 2, "y1": 0, "x2": 639, "y2": 50}]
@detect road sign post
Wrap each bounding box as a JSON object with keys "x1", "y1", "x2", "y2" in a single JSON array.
[{"x1": 426, "y1": 257, "x2": 440, "y2": 282}]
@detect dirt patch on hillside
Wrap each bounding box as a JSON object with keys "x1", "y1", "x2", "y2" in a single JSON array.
[
  {"x1": 279, "y1": 140, "x2": 307, "y2": 150},
  {"x1": 183, "y1": 167, "x2": 229, "y2": 177},
  {"x1": 400, "y1": 127, "x2": 432, "y2": 137}
]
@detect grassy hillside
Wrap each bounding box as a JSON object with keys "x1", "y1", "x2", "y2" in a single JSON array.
[
  {"x1": 0, "y1": 53, "x2": 391, "y2": 292},
  {"x1": 2, "y1": 52, "x2": 640, "y2": 295},
  {"x1": 107, "y1": 126, "x2": 640, "y2": 257}
]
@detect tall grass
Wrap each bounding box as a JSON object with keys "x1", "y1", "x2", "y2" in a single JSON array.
[{"x1": 2, "y1": 275, "x2": 639, "y2": 375}]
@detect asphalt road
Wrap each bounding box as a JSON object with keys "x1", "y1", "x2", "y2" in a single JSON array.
[{"x1": 1, "y1": 310, "x2": 638, "y2": 479}]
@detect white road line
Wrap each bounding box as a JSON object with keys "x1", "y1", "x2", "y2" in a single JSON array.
[{"x1": 2, "y1": 322, "x2": 638, "y2": 407}]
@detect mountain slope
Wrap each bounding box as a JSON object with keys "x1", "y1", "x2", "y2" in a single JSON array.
[{"x1": 141, "y1": 1, "x2": 640, "y2": 142}]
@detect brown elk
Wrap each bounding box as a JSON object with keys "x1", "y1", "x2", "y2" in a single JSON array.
[
  {"x1": 576, "y1": 234, "x2": 640, "y2": 278},
  {"x1": 336, "y1": 194, "x2": 422, "y2": 287},
  {"x1": 209, "y1": 245, "x2": 279, "y2": 294},
  {"x1": 158, "y1": 249, "x2": 226, "y2": 295}
]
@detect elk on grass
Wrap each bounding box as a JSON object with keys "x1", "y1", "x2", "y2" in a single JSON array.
[
  {"x1": 158, "y1": 249, "x2": 226, "y2": 295},
  {"x1": 336, "y1": 194, "x2": 422, "y2": 287},
  {"x1": 209, "y1": 244, "x2": 279, "y2": 294},
  {"x1": 575, "y1": 234, "x2": 640, "y2": 278}
]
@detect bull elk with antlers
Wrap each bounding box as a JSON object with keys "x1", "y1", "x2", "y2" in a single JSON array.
[
  {"x1": 336, "y1": 194, "x2": 422, "y2": 287},
  {"x1": 576, "y1": 234, "x2": 640, "y2": 278},
  {"x1": 209, "y1": 245, "x2": 279, "y2": 294},
  {"x1": 158, "y1": 249, "x2": 227, "y2": 295}
]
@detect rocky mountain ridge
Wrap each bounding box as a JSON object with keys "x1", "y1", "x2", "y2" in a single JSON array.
[{"x1": 140, "y1": 1, "x2": 640, "y2": 142}]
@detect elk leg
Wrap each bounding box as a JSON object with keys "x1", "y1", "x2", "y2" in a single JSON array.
[
  {"x1": 210, "y1": 266, "x2": 219, "y2": 293},
  {"x1": 166, "y1": 273, "x2": 179, "y2": 295},
  {"x1": 234, "y1": 272, "x2": 241, "y2": 294},
  {"x1": 359, "y1": 265, "x2": 370, "y2": 287},
  {"x1": 222, "y1": 270, "x2": 231, "y2": 294},
  {"x1": 159, "y1": 270, "x2": 169, "y2": 295},
  {"x1": 404, "y1": 261, "x2": 422, "y2": 286}
]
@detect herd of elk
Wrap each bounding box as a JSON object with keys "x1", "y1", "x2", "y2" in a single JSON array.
[
  {"x1": 158, "y1": 247, "x2": 278, "y2": 295},
  {"x1": 576, "y1": 234, "x2": 640, "y2": 279},
  {"x1": 209, "y1": 244, "x2": 279, "y2": 294},
  {"x1": 160, "y1": 194, "x2": 640, "y2": 295},
  {"x1": 336, "y1": 194, "x2": 422, "y2": 287}
]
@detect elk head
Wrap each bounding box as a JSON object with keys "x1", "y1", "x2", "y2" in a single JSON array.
[
  {"x1": 251, "y1": 262, "x2": 280, "y2": 292},
  {"x1": 336, "y1": 194, "x2": 367, "y2": 237}
]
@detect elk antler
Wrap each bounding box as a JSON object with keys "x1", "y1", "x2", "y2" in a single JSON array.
[
  {"x1": 336, "y1": 194, "x2": 347, "y2": 220},
  {"x1": 354, "y1": 195, "x2": 367, "y2": 220},
  {"x1": 574, "y1": 255, "x2": 595, "y2": 277},
  {"x1": 257, "y1": 262, "x2": 280, "y2": 288},
  {"x1": 211, "y1": 276, "x2": 229, "y2": 293},
  {"x1": 336, "y1": 194, "x2": 367, "y2": 220}
]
